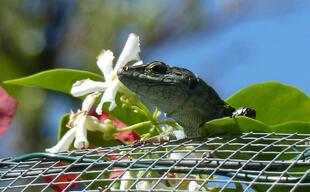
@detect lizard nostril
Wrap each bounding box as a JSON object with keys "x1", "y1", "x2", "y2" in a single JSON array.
[
  {"x1": 188, "y1": 77, "x2": 198, "y2": 89},
  {"x1": 117, "y1": 68, "x2": 125, "y2": 76},
  {"x1": 117, "y1": 66, "x2": 129, "y2": 75}
]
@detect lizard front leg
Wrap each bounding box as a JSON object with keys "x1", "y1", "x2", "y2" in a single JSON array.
[
  {"x1": 133, "y1": 133, "x2": 177, "y2": 147},
  {"x1": 232, "y1": 107, "x2": 256, "y2": 118}
]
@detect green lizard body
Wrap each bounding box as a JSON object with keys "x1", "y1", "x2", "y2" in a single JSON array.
[{"x1": 118, "y1": 61, "x2": 255, "y2": 138}]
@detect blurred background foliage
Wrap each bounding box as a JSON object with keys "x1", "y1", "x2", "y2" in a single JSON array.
[{"x1": 0, "y1": 0, "x2": 309, "y2": 157}]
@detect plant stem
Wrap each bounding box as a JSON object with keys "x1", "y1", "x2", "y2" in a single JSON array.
[{"x1": 116, "y1": 119, "x2": 176, "y2": 132}]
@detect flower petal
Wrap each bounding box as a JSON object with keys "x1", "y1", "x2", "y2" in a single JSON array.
[
  {"x1": 188, "y1": 181, "x2": 206, "y2": 191},
  {"x1": 96, "y1": 79, "x2": 120, "y2": 114},
  {"x1": 119, "y1": 171, "x2": 134, "y2": 190},
  {"x1": 114, "y1": 131, "x2": 140, "y2": 143},
  {"x1": 0, "y1": 86, "x2": 17, "y2": 135},
  {"x1": 169, "y1": 151, "x2": 198, "y2": 160},
  {"x1": 74, "y1": 116, "x2": 89, "y2": 149},
  {"x1": 135, "y1": 179, "x2": 170, "y2": 190},
  {"x1": 43, "y1": 163, "x2": 79, "y2": 191},
  {"x1": 46, "y1": 127, "x2": 76, "y2": 153},
  {"x1": 71, "y1": 79, "x2": 107, "y2": 97},
  {"x1": 135, "y1": 180, "x2": 152, "y2": 190},
  {"x1": 82, "y1": 92, "x2": 101, "y2": 112},
  {"x1": 97, "y1": 50, "x2": 115, "y2": 81},
  {"x1": 114, "y1": 33, "x2": 141, "y2": 72}
]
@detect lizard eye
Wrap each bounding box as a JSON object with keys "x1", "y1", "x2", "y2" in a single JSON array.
[{"x1": 147, "y1": 62, "x2": 167, "y2": 74}]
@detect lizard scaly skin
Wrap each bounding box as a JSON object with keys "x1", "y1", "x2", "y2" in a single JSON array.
[{"x1": 117, "y1": 61, "x2": 255, "y2": 138}]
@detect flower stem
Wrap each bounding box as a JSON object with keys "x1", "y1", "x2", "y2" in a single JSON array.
[
  {"x1": 135, "y1": 100, "x2": 153, "y2": 120},
  {"x1": 116, "y1": 119, "x2": 176, "y2": 132}
]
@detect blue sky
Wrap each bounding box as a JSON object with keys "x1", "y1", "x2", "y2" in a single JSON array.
[{"x1": 149, "y1": 1, "x2": 310, "y2": 99}]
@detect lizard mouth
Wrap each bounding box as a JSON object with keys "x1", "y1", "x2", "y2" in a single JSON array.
[{"x1": 117, "y1": 65, "x2": 179, "y2": 88}]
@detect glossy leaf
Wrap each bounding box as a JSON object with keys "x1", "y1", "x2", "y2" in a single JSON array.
[
  {"x1": 5, "y1": 68, "x2": 148, "y2": 128},
  {"x1": 202, "y1": 117, "x2": 310, "y2": 163},
  {"x1": 270, "y1": 121, "x2": 310, "y2": 134},
  {"x1": 226, "y1": 82, "x2": 310, "y2": 125},
  {"x1": 4, "y1": 69, "x2": 103, "y2": 94},
  {"x1": 105, "y1": 96, "x2": 148, "y2": 135},
  {"x1": 202, "y1": 117, "x2": 310, "y2": 136},
  {"x1": 201, "y1": 116, "x2": 269, "y2": 136}
]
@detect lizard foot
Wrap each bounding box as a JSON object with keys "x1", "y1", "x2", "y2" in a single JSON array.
[
  {"x1": 232, "y1": 107, "x2": 256, "y2": 119},
  {"x1": 201, "y1": 151, "x2": 213, "y2": 164},
  {"x1": 133, "y1": 134, "x2": 172, "y2": 147}
]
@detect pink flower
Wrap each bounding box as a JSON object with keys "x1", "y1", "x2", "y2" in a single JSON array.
[
  {"x1": 43, "y1": 162, "x2": 78, "y2": 192},
  {"x1": 0, "y1": 86, "x2": 17, "y2": 135},
  {"x1": 97, "y1": 112, "x2": 140, "y2": 142},
  {"x1": 90, "y1": 111, "x2": 140, "y2": 179}
]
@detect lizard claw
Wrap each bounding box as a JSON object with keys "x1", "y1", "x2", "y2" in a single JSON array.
[
  {"x1": 232, "y1": 107, "x2": 256, "y2": 119},
  {"x1": 132, "y1": 139, "x2": 147, "y2": 147},
  {"x1": 132, "y1": 134, "x2": 172, "y2": 147}
]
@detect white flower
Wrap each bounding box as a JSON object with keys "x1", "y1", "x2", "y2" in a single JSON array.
[
  {"x1": 71, "y1": 33, "x2": 142, "y2": 114},
  {"x1": 46, "y1": 92, "x2": 100, "y2": 153},
  {"x1": 169, "y1": 150, "x2": 200, "y2": 160},
  {"x1": 45, "y1": 127, "x2": 76, "y2": 153},
  {"x1": 119, "y1": 171, "x2": 134, "y2": 190},
  {"x1": 135, "y1": 180, "x2": 169, "y2": 190},
  {"x1": 168, "y1": 150, "x2": 204, "y2": 189},
  {"x1": 134, "y1": 171, "x2": 171, "y2": 190},
  {"x1": 188, "y1": 181, "x2": 207, "y2": 191}
]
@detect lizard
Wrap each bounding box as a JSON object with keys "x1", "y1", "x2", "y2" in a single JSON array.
[
  {"x1": 117, "y1": 61, "x2": 256, "y2": 139},
  {"x1": 116, "y1": 62, "x2": 310, "y2": 190}
]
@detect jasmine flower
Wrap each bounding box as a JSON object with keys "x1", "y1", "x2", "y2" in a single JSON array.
[
  {"x1": 71, "y1": 33, "x2": 142, "y2": 114},
  {"x1": 46, "y1": 92, "x2": 100, "y2": 153}
]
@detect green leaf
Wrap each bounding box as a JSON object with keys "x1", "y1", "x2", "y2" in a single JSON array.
[
  {"x1": 270, "y1": 121, "x2": 310, "y2": 134},
  {"x1": 202, "y1": 82, "x2": 310, "y2": 137},
  {"x1": 201, "y1": 117, "x2": 310, "y2": 162},
  {"x1": 4, "y1": 68, "x2": 103, "y2": 94},
  {"x1": 58, "y1": 113, "x2": 70, "y2": 140},
  {"x1": 201, "y1": 118, "x2": 310, "y2": 163},
  {"x1": 252, "y1": 184, "x2": 310, "y2": 192},
  {"x1": 201, "y1": 116, "x2": 269, "y2": 136},
  {"x1": 202, "y1": 117, "x2": 310, "y2": 137},
  {"x1": 106, "y1": 95, "x2": 149, "y2": 135},
  {"x1": 58, "y1": 113, "x2": 122, "y2": 148},
  {"x1": 226, "y1": 82, "x2": 310, "y2": 125},
  {"x1": 5, "y1": 68, "x2": 148, "y2": 128}
]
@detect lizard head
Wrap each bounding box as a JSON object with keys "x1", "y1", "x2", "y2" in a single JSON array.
[{"x1": 117, "y1": 61, "x2": 200, "y2": 113}]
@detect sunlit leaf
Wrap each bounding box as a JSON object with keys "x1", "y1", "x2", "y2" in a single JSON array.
[
  {"x1": 201, "y1": 116, "x2": 269, "y2": 136},
  {"x1": 226, "y1": 82, "x2": 310, "y2": 125},
  {"x1": 270, "y1": 121, "x2": 310, "y2": 134},
  {"x1": 104, "y1": 96, "x2": 148, "y2": 134},
  {"x1": 5, "y1": 69, "x2": 148, "y2": 128},
  {"x1": 4, "y1": 69, "x2": 103, "y2": 94}
]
